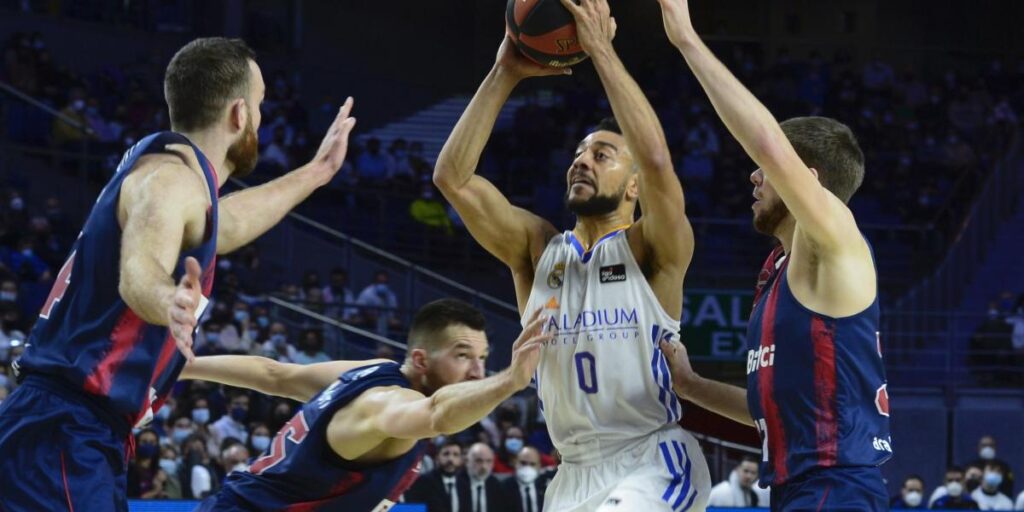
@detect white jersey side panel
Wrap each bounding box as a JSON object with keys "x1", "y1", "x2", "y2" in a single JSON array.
[{"x1": 523, "y1": 230, "x2": 682, "y2": 464}]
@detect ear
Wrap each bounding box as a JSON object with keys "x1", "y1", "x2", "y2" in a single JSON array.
[
  {"x1": 410, "y1": 348, "x2": 429, "y2": 373},
  {"x1": 625, "y1": 172, "x2": 640, "y2": 202},
  {"x1": 228, "y1": 99, "x2": 248, "y2": 134}
]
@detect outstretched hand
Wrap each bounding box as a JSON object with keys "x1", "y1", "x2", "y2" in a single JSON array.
[
  {"x1": 558, "y1": 0, "x2": 617, "y2": 56},
  {"x1": 496, "y1": 36, "x2": 573, "y2": 80},
  {"x1": 168, "y1": 257, "x2": 203, "y2": 362},
  {"x1": 307, "y1": 96, "x2": 357, "y2": 185},
  {"x1": 509, "y1": 308, "x2": 554, "y2": 389},
  {"x1": 655, "y1": 0, "x2": 697, "y2": 48}
]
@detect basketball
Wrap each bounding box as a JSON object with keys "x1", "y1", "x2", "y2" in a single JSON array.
[{"x1": 506, "y1": 0, "x2": 587, "y2": 68}]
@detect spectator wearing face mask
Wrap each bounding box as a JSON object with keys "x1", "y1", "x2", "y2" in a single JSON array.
[
  {"x1": 261, "y1": 322, "x2": 294, "y2": 362},
  {"x1": 707, "y1": 456, "x2": 763, "y2": 508},
  {"x1": 169, "y1": 414, "x2": 196, "y2": 448},
  {"x1": 458, "y1": 442, "x2": 503, "y2": 512},
  {"x1": 493, "y1": 426, "x2": 526, "y2": 475},
  {"x1": 157, "y1": 444, "x2": 183, "y2": 499},
  {"x1": 247, "y1": 423, "x2": 272, "y2": 456},
  {"x1": 179, "y1": 434, "x2": 218, "y2": 500},
  {"x1": 356, "y1": 271, "x2": 401, "y2": 335},
  {"x1": 127, "y1": 429, "x2": 170, "y2": 499},
  {"x1": 971, "y1": 463, "x2": 1014, "y2": 510},
  {"x1": 969, "y1": 436, "x2": 1016, "y2": 497},
  {"x1": 501, "y1": 446, "x2": 546, "y2": 512},
  {"x1": 890, "y1": 474, "x2": 926, "y2": 509},
  {"x1": 932, "y1": 465, "x2": 980, "y2": 509},
  {"x1": 405, "y1": 439, "x2": 465, "y2": 512},
  {"x1": 217, "y1": 438, "x2": 251, "y2": 483},
  {"x1": 210, "y1": 392, "x2": 250, "y2": 447}
]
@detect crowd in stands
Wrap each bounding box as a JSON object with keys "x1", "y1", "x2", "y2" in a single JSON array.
[{"x1": 970, "y1": 293, "x2": 1024, "y2": 387}]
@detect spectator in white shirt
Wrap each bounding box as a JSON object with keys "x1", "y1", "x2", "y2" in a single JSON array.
[
  {"x1": 356, "y1": 271, "x2": 401, "y2": 335},
  {"x1": 972, "y1": 463, "x2": 1014, "y2": 510},
  {"x1": 708, "y1": 456, "x2": 764, "y2": 508},
  {"x1": 210, "y1": 393, "x2": 250, "y2": 447}
]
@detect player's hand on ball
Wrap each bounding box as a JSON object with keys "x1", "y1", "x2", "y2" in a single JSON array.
[
  {"x1": 496, "y1": 36, "x2": 572, "y2": 80},
  {"x1": 308, "y1": 96, "x2": 357, "y2": 184},
  {"x1": 169, "y1": 257, "x2": 202, "y2": 362},
  {"x1": 660, "y1": 337, "x2": 699, "y2": 398},
  {"x1": 509, "y1": 309, "x2": 554, "y2": 389},
  {"x1": 655, "y1": 0, "x2": 696, "y2": 49},
  {"x1": 558, "y1": 0, "x2": 617, "y2": 55}
]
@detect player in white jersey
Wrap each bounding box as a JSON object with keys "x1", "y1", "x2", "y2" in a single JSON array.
[{"x1": 433, "y1": 1, "x2": 709, "y2": 510}]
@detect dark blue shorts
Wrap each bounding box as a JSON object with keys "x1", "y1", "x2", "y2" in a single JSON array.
[
  {"x1": 0, "y1": 376, "x2": 129, "y2": 512},
  {"x1": 194, "y1": 490, "x2": 246, "y2": 512},
  {"x1": 769, "y1": 466, "x2": 888, "y2": 512}
]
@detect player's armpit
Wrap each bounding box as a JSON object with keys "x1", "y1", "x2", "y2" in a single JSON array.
[
  {"x1": 360, "y1": 387, "x2": 438, "y2": 441},
  {"x1": 435, "y1": 174, "x2": 556, "y2": 270}
]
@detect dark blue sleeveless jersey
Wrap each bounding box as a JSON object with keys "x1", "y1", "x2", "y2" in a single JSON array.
[
  {"x1": 745, "y1": 244, "x2": 892, "y2": 487},
  {"x1": 17, "y1": 132, "x2": 218, "y2": 427},
  {"x1": 215, "y1": 362, "x2": 427, "y2": 511}
]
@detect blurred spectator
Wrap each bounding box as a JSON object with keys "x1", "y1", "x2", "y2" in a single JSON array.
[
  {"x1": 969, "y1": 436, "x2": 1016, "y2": 497},
  {"x1": 261, "y1": 322, "x2": 293, "y2": 362},
  {"x1": 1015, "y1": 489, "x2": 1024, "y2": 511},
  {"x1": 494, "y1": 425, "x2": 526, "y2": 475},
  {"x1": 410, "y1": 184, "x2": 454, "y2": 235},
  {"x1": 170, "y1": 414, "x2": 196, "y2": 448},
  {"x1": 218, "y1": 437, "x2": 250, "y2": 482},
  {"x1": 707, "y1": 456, "x2": 762, "y2": 508},
  {"x1": 292, "y1": 329, "x2": 330, "y2": 365},
  {"x1": 180, "y1": 434, "x2": 217, "y2": 500},
  {"x1": 458, "y1": 443, "x2": 502, "y2": 512},
  {"x1": 890, "y1": 474, "x2": 926, "y2": 509},
  {"x1": 356, "y1": 138, "x2": 390, "y2": 184},
  {"x1": 127, "y1": 429, "x2": 171, "y2": 499},
  {"x1": 387, "y1": 138, "x2": 416, "y2": 182},
  {"x1": 158, "y1": 444, "x2": 184, "y2": 499},
  {"x1": 501, "y1": 446, "x2": 546, "y2": 512},
  {"x1": 211, "y1": 392, "x2": 250, "y2": 447},
  {"x1": 260, "y1": 126, "x2": 291, "y2": 171},
  {"x1": 405, "y1": 439, "x2": 464, "y2": 512},
  {"x1": 969, "y1": 304, "x2": 1014, "y2": 386},
  {"x1": 356, "y1": 271, "x2": 401, "y2": 335},
  {"x1": 932, "y1": 465, "x2": 979, "y2": 509},
  {"x1": 247, "y1": 423, "x2": 272, "y2": 456},
  {"x1": 322, "y1": 267, "x2": 359, "y2": 322},
  {"x1": 971, "y1": 463, "x2": 1013, "y2": 510},
  {"x1": 967, "y1": 464, "x2": 986, "y2": 495}
]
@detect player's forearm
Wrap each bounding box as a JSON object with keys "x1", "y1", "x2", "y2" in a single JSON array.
[
  {"x1": 676, "y1": 375, "x2": 754, "y2": 427},
  {"x1": 590, "y1": 47, "x2": 673, "y2": 174},
  {"x1": 428, "y1": 370, "x2": 522, "y2": 435},
  {"x1": 216, "y1": 166, "x2": 321, "y2": 254},
  {"x1": 119, "y1": 258, "x2": 177, "y2": 326},
  {"x1": 433, "y1": 66, "x2": 519, "y2": 192},
  {"x1": 180, "y1": 355, "x2": 293, "y2": 399},
  {"x1": 671, "y1": 34, "x2": 795, "y2": 180}
]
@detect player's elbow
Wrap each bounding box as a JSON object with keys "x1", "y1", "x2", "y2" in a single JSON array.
[{"x1": 431, "y1": 166, "x2": 456, "y2": 192}]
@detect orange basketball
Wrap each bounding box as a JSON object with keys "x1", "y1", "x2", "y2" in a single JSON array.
[{"x1": 506, "y1": 0, "x2": 588, "y2": 68}]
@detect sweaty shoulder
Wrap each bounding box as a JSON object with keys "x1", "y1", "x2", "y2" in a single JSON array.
[{"x1": 118, "y1": 154, "x2": 210, "y2": 225}]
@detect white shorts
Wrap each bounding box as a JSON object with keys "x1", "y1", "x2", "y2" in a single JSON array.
[{"x1": 544, "y1": 426, "x2": 711, "y2": 512}]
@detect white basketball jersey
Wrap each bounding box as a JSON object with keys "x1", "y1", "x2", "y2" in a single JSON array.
[{"x1": 523, "y1": 229, "x2": 683, "y2": 464}]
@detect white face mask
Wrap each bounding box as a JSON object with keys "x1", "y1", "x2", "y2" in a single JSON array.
[
  {"x1": 946, "y1": 481, "x2": 963, "y2": 497},
  {"x1": 979, "y1": 446, "x2": 996, "y2": 460},
  {"x1": 516, "y1": 465, "x2": 539, "y2": 485},
  {"x1": 904, "y1": 491, "x2": 922, "y2": 507}
]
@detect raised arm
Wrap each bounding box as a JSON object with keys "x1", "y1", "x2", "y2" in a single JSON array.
[
  {"x1": 562, "y1": 0, "x2": 693, "y2": 270},
  {"x1": 180, "y1": 355, "x2": 393, "y2": 403},
  {"x1": 360, "y1": 311, "x2": 550, "y2": 440},
  {"x1": 433, "y1": 38, "x2": 560, "y2": 271},
  {"x1": 169, "y1": 98, "x2": 357, "y2": 255},
  {"x1": 657, "y1": 0, "x2": 856, "y2": 250}
]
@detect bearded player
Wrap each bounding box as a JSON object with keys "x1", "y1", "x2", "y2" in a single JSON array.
[
  {"x1": 0, "y1": 37, "x2": 357, "y2": 511},
  {"x1": 655, "y1": 1, "x2": 893, "y2": 510},
  {"x1": 433, "y1": 1, "x2": 710, "y2": 510}
]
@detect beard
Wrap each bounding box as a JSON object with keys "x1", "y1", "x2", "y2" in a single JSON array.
[
  {"x1": 752, "y1": 198, "x2": 790, "y2": 235},
  {"x1": 565, "y1": 183, "x2": 626, "y2": 217},
  {"x1": 226, "y1": 117, "x2": 259, "y2": 178}
]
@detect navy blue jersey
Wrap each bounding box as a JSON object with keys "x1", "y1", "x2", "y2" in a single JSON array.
[
  {"x1": 215, "y1": 362, "x2": 427, "y2": 511},
  {"x1": 745, "y1": 244, "x2": 892, "y2": 487},
  {"x1": 17, "y1": 132, "x2": 218, "y2": 428}
]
